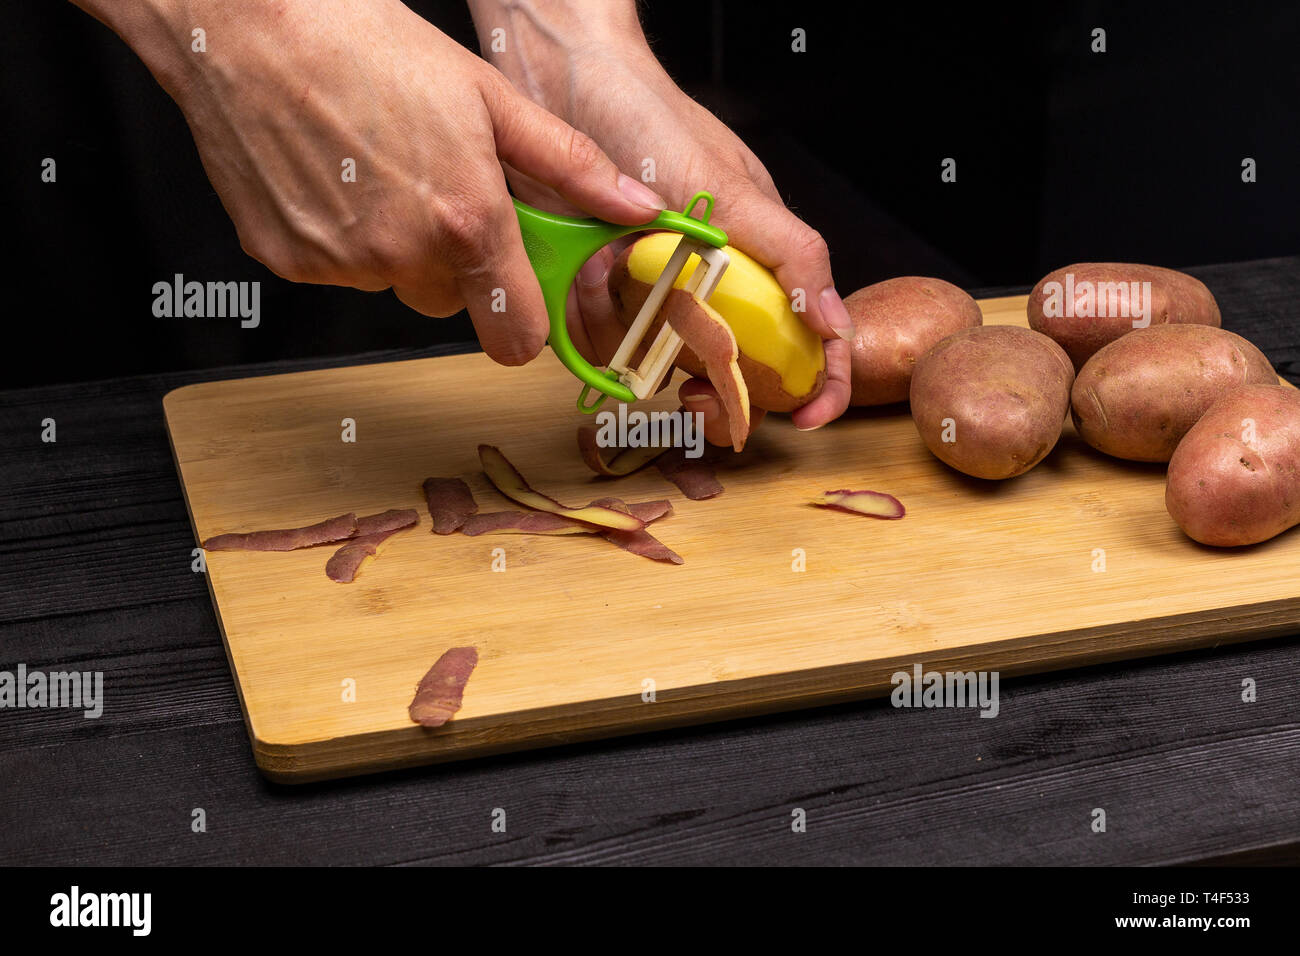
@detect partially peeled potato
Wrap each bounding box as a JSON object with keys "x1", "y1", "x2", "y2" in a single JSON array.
[{"x1": 608, "y1": 232, "x2": 827, "y2": 414}]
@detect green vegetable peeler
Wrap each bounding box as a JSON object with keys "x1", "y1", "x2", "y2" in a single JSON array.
[{"x1": 514, "y1": 191, "x2": 729, "y2": 412}]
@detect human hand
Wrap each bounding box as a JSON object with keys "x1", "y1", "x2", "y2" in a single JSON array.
[
  {"x1": 79, "y1": 0, "x2": 666, "y2": 365},
  {"x1": 470, "y1": 0, "x2": 852, "y2": 429}
]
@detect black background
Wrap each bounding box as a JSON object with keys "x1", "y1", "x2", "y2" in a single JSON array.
[{"x1": 4, "y1": 0, "x2": 1297, "y2": 388}]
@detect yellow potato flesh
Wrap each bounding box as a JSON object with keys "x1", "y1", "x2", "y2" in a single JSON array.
[{"x1": 626, "y1": 232, "x2": 825, "y2": 399}]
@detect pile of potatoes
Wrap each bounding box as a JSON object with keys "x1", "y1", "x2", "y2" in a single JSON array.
[
  {"x1": 841, "y1": 266, "x2": 1300, "y2": 547},
  {"x1": 607, "y1": 238, "x2": 1299, "y2": 547}
]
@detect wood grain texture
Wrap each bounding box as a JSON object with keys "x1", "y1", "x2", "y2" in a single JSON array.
[{"x1": 161, "y1": 295, "x2": 1300, "y2": 782}]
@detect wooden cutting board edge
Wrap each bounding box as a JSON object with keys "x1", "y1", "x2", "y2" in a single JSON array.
[
  {"x1": 165, "y1": 421, "x2": 263, "y2": 752},
  {"x1": 246, "y1": 597, "x2": 1299, "y2": 783}
]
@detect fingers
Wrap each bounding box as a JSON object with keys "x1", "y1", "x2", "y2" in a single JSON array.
[
  {"x1": 710, "y1": 183, "x2": 852, "y2": 429},
  {"x1": 679, "y1": 379, "x2": 767, "y2": 448},
  {"x1": 792, "y1": 337, "x2": 852, "y2": 430},
  {"x1": 572, "y1": 244, "x2": 680, "y2": 395},
  {"x1": 482, "y1": 76, "x2": 668, "y2": 225},
  {"x1": 571, "y1": 240, "x2": 845, "y2": 436},
  {"x1": 722, "y1": 188, "x2": 857, "y2": 343},
  {"x1": 393, "y1": 187, "x2": 550, "y2": 367},
  {"x1": 389, "y1": 268, "x2": 463, "y2": 320},
  {"x1": 565, "y1": 248, "x2": 606, "y2": 365},
  {"x1": 500, "y1": 160, "x2": 586, "y2": 219},
  {"x1": 454, "y1": 203, "x2": 552, "y2": 367},
  {"x1": 564, "y1": 282, "x2": 598, "y2": 366},
  {"x1": 568, "y1": 245, "x2": 632, "y2": 366}
]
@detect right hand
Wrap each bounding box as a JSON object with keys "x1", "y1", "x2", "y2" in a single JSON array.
[{"x1": 143, "y1": 0, "x2": 666, "y2": 364}]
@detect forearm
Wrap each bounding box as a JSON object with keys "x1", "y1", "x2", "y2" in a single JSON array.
[{"x1": 465, "y1": 0, "x2": 651, "y2": 118}]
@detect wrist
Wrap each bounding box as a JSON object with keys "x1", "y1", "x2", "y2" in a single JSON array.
[{"x1": 466, "y1": 0, "x2": 653, "y2": 121}]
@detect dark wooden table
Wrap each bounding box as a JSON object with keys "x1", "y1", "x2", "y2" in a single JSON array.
[{"x1": 3, "y1": 257, "x2": 1298, "y2": 866}]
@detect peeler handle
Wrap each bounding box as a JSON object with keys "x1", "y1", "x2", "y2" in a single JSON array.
[{"x1": 513, "y1": 195, "x2": 727, "y2": 409}]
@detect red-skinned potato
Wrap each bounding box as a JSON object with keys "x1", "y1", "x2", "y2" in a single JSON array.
[
  {"x1": 910, "y1": 326, "x2": 1075, "y2": 480},
  {"x1": 1028, "y1": 263, "x2": 1221, "y2": 368},
  {"x1": 1072, "y1": 325, "x2": 1278, "y2": 462},
  {"x1": 844, "y1": 277, "x2": 983, "y2": 405},
  {"x1": 1166, "y1": 385, "x2": 1300, "y2": 547}
]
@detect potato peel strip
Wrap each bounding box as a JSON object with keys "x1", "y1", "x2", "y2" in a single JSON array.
[
  {"x1": 422, "y1": 477, "x2": 478, "y2": 534},
  {"x1": 661, "y1": 289, "x2": 751, "y2": 452},
  {"x1": 461, "y1": 499, "x2": 672, "y2": 537},
  {"x1": 810, "y1": 489, "x2": 905, "y2": 519},
  {"x1": 478, "y1": 444, "x2": 644, "y2": 531},
  {"x1": 201, "y1": 513, "x2": 359, "y2": 551},
  {"x1": 655, "y1": 447, "x2": 724, "y2": 500},
  {"x1": 408, "y1": 647, "x2": 479, "y2": 727},
  {"x1": 592, "y1": 497, "x2": 683, "y2": 564},
  {"x1": 576, "y1": 424, "x2": 670, "y2": 477}
]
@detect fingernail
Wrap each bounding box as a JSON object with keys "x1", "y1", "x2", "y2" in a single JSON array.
[
  {"x1": 819, "y1": 287, "x2": 857, "y2": 341},
  {"x1": 618, "y1": 173, "x2": 668, "y2": 211},
  {"x1": 681, "y1": 393, "x2": 719, "y2": 416},
  {"x1": 578, "y1": 254, "x2": 609, "y2": 287},
  {"x1": 795, "y1": 421, "x2": 827, "y2": 432}
]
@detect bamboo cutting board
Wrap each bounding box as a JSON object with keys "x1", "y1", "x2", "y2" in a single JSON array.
[{"x1": 164, "y1": 296, "x2": 1300, "y2": 782}]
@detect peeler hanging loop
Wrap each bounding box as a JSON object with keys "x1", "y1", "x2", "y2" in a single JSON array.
[
  {"x1": 683, "y1": 191, "x2": 716, "y2": 224},
  {"x1": 576, "y1": 381, "x2": 610, "y2": 413}
]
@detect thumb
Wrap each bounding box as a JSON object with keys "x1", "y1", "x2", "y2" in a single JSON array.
[
  {"x1": 482, "y1": 77, "x2": 667, "y2": 225},
  {"x1": 569, "y1": 245, "x2": 630, "y2": 366}
]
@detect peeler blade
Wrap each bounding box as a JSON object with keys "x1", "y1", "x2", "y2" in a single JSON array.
[{"x1": 608, "y1": 237, "x2": 730, "y2": 400}]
